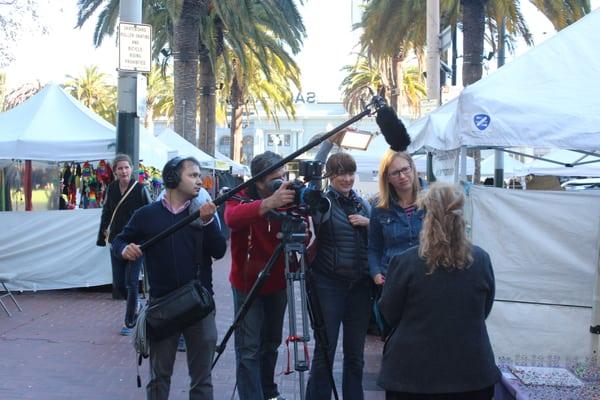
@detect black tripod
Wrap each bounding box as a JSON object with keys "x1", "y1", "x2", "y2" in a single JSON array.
[{"x1": 212, "y1": 214, "x2": 339, "y2": 400}]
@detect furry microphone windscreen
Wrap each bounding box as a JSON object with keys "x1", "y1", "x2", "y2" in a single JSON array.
[{"x1": 375, "y1": 106, "x2": 411, "y2": 152}]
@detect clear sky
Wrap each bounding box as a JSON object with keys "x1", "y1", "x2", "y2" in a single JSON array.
[{"x1": 4, "y1": 0, "x2": 599, "y2": 101}]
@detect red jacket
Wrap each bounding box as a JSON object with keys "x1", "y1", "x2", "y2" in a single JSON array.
[{"x1": 225, "y1": 190, "x2": 285, "y2": 295}]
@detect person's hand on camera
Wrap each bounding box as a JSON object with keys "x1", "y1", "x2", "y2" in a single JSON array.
[
  {"x1": 199, "y1": 201, "x2": 217, "y2": 223},
  {"x1": 261, "y1": 180, "x2": 295, "y2": 213},
  {"x1": 374, "y1": 273, "x2": 386, "y2": 285},
  {"x1": 122, "y1": 243, "x2": 143, "y2": 261},
  {"x1": 348, "y1": 214, "x2": 369, "y2": 227}
]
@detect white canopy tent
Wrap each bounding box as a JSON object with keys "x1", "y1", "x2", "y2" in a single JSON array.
[
  {"x1": 514, "y1": 149, "x2": 600, "y2": 177},
  {"x1": 214, "y1": 150, "x2": 250, "y2": 176},
  {"x1": 408, "y1": 8, "x2": 600, "y2": 152},
  {"x1": 480, "y1": 153, "x2": 524, "y2": 177},
  {"x1": 0, "y1": 83, "x2": 115, "y2": 161},
  {"x1": 139, "y1": 127, "x2": 177, "y2": 169},
  {"x1": 155, "y1": 128, "x2": 227, "y2": 171}
]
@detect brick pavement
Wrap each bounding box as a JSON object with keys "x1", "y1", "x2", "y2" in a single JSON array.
[{"x1": 0, "y1": 248, "x2": 385, "y2": 400}]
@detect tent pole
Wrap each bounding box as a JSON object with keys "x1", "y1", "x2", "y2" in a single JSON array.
[
  {"x1": 460, "y1": 146, "x2": 468, "y2": 183},
  {"x1": 589, "y1": 220, "x2": 600, "y2": 366},
  {"x1": 494, "y1": 149, "x2": 504, "y2": 187},
  {"x1": 24, "y1": 160, "x2": 32, "y2": 211}
]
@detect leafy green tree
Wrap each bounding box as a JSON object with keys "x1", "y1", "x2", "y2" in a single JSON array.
[{"x1": 63, "y1": 65, "x2": 117, "y2": 124}]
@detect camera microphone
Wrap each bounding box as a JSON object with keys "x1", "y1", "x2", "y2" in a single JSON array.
[{"x1": 375, "y1": 104, "x2": 411, "y2": 152}]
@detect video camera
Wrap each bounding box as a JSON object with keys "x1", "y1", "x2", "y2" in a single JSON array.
[{"x1": 267, "y1": 160, "x2": 330, "y2": 215}]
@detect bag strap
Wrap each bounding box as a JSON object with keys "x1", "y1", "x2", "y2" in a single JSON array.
[{"x1": 107, "y1": 181, "x2": 138, "y2": 232}]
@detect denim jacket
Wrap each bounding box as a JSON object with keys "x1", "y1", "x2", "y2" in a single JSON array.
[{"x1": 367, "y1": 203, "x2": 425, "y2": 278}]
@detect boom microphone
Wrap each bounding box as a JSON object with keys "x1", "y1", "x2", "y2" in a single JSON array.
[{"x1": 375, "y1": 102, "x2": 411, "y2": 152}]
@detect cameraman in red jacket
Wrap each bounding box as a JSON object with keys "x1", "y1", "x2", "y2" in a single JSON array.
[{"x1": 225, "y1": 151, "x2": 295, "y2": 400}]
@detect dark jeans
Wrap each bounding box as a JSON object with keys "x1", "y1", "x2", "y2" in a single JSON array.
[
  {"x1": 385, "y1": 386, "x2": 494, "y2": 400},
  {"x1": 147, "y1": 310, "x2": 217, "y2": 400},
  {"x1": 110, "y1": 252, "x2": 143, "y2": 327},
  {"x1": 306, "y1": 273, "x2": 373, "y2": 400},
  {"x1": 232, "y1": 287, "x2": 287, "y2": 400}
]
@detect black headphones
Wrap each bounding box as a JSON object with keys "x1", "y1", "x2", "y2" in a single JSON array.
[{"x1": 163, "y1": 157, "x2": 185, "y2": 189}]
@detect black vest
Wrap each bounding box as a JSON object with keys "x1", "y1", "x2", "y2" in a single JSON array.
[{"x1": 311, "y1": 190, "x2": 370, "y2": 282}]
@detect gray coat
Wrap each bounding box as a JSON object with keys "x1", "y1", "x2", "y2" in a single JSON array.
[{"x1": 378, "y1": 245, "x2": 500, "y2": 394}]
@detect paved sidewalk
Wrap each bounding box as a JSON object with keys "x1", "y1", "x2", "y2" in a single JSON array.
[{"x1": 0, "y1": 249, "x2": 384, "y2": 400}]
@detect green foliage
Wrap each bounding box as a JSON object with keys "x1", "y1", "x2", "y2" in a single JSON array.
[
  {"x1": 63, "y1": 65, "x2": 117, "y2": 124},
  {"x1": 0, "y1": 0, "x2": 48, "y2": 68},
  {"x1": 340, "y1": 55, "x2": 426, "y2": 117}
]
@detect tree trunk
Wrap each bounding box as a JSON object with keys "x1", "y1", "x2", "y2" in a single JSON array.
[
  {"x1": 461, "y1": 0, "x2": 487, "y2": 184},
  {"x1": 198, "y1": 55, "x2": 216, "y2": 156},
  {"x1": 173, "y1": 0, "x2": 200, "y2": 146},
  {"x1": 144, "y1": 106, "x2": 154, "y2": 132},
  {"x1": 390, "y1": 54, "x2": 403, "y2": 113},
  {"x1": 229, "y1": 75, "x2": 244, "y2": 163}
]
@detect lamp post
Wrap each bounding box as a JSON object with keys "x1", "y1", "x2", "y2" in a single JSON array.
[
  {"x1": 425, "y1": 0, "x2": 440, "y2": 183},
  {"x1": 116, "y1": 0, "x2": 142, "y2": 166}
]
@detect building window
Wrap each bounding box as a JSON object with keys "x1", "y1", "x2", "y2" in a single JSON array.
[
  {"x1": 219, "y1": 136, "x2": 231, "y2": 157},
  {"x1": 267, "y1": 133, "x2": 291, "y2": 147}
]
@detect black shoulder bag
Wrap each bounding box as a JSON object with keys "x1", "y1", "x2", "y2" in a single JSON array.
[{"x1": 144, "y1": 223, "x2": 215, "y2": 342}]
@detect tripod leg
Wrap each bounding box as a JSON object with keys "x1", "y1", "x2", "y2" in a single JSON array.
[
  {"x1": 212, "y1": 243, "x2": 285, "y2": 369},
  {"x1": 305, "y1": 270, "x2": 340, "y2": 400},
  {"x1": 284, "y1": 246, "x2": 310, "y2": 400}
]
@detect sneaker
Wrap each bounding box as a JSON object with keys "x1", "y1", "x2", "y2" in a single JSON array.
[
  {"x1": 120, "y1": 326, "x2": 133, "y2": 336},
  {"x1": 266, "y1": 396, "x2": 286, "y2": 400},
  {"x1": 178, "y1": 335, "x2": 186, "y2": 352}
]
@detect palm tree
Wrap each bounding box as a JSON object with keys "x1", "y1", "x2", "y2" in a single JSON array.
[
  {"x1": 76, "y1": 0, "x2": 306, "y2": 159},
  {"x1": 358, "y1": 0, "x2": 590, "y2": 181},
  {"x1": 219, "y1": 38, "x2": 302, "y2": 162},
  {"x1": 0, "y1": 71, "x2": 6, "y2": 112},
  {"x1": 340, "y1": 54, "x2": 426, "y2": 118},
  {"x1": 195, "y1": 0, "x2": 305, "y2": 157},
  {"x1": 144, "y1": 65, "x2": 174, "y2": 130},
  {"x1": 2, "y1": 79, "x2": 44, "y2": 111},
  {"x1": 63, "y1": 65, "x2": 117, "y2": 124}
]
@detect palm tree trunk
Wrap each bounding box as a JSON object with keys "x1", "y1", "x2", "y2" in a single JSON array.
[
  {"x1": 198, "y1": 55, "x2": 216, "y2": 156},
  {"x1": 173, "y1": 0, "x2": 200, "y2": 146},
  {"x1": 461, "y1": 0, "x2": 487, "y2": 184},
  {"x1": 229, "y1": 75, "x2": 244, "y2": 163},
  {"x1": 391, "y1": 54, "x2": 403, "y2": 113},
  {"x1": 144, "y1": 107, "x2": 154, "y2": 132}
]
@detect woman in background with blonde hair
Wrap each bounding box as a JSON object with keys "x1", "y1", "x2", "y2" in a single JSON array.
[{"x1": 378, "y1": 183, "x2": 500, "y2": 400}]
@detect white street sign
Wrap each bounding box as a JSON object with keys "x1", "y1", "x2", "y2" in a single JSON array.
[
  {"x1": 420, "y1": 98, "x2": 439, "y2": 115},
  {"x1": 118, "y1": 22, "x2": 152, "y2": 73}
]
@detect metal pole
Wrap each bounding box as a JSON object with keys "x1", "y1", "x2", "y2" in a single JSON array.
[
  {"x1": 451, "y1": 23, "x2": 457, "y2": 86},
  {"x1": 115, "y1": 0, "x2": 142, "y2": 299},
  {"x1": 494, "y1": 18, "x2": 506, "y2": 188},
  {"x1": 117, "y1": 0, "x2": 142, "y2": 167},
  {"x1": 426, "y1": 0, "x2": 441, "y2": 104},
  {"x1": 426, "y1": 0, "x2": 440, "y2": 182}
]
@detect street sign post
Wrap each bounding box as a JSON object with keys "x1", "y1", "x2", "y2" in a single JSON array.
[
  {"x1": 118, "y1": 22, "x2": 152, "y2": 73},
  {"x1": 420, "y1": 98, "x2": 439, "y2": 116}
]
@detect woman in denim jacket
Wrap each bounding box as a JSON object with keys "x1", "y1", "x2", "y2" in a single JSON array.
[{"x1": 368, "y1": 151, "x2": 424, "y2": 334}]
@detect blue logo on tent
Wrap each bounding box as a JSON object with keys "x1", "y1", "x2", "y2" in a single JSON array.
[{"x1": 473, "y1": 114, "x2": 490, "y2": 131}]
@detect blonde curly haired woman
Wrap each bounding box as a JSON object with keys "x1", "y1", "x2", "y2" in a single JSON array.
[{"x1": 378, "y1": 183, "x2": 500, "y2": 400}]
